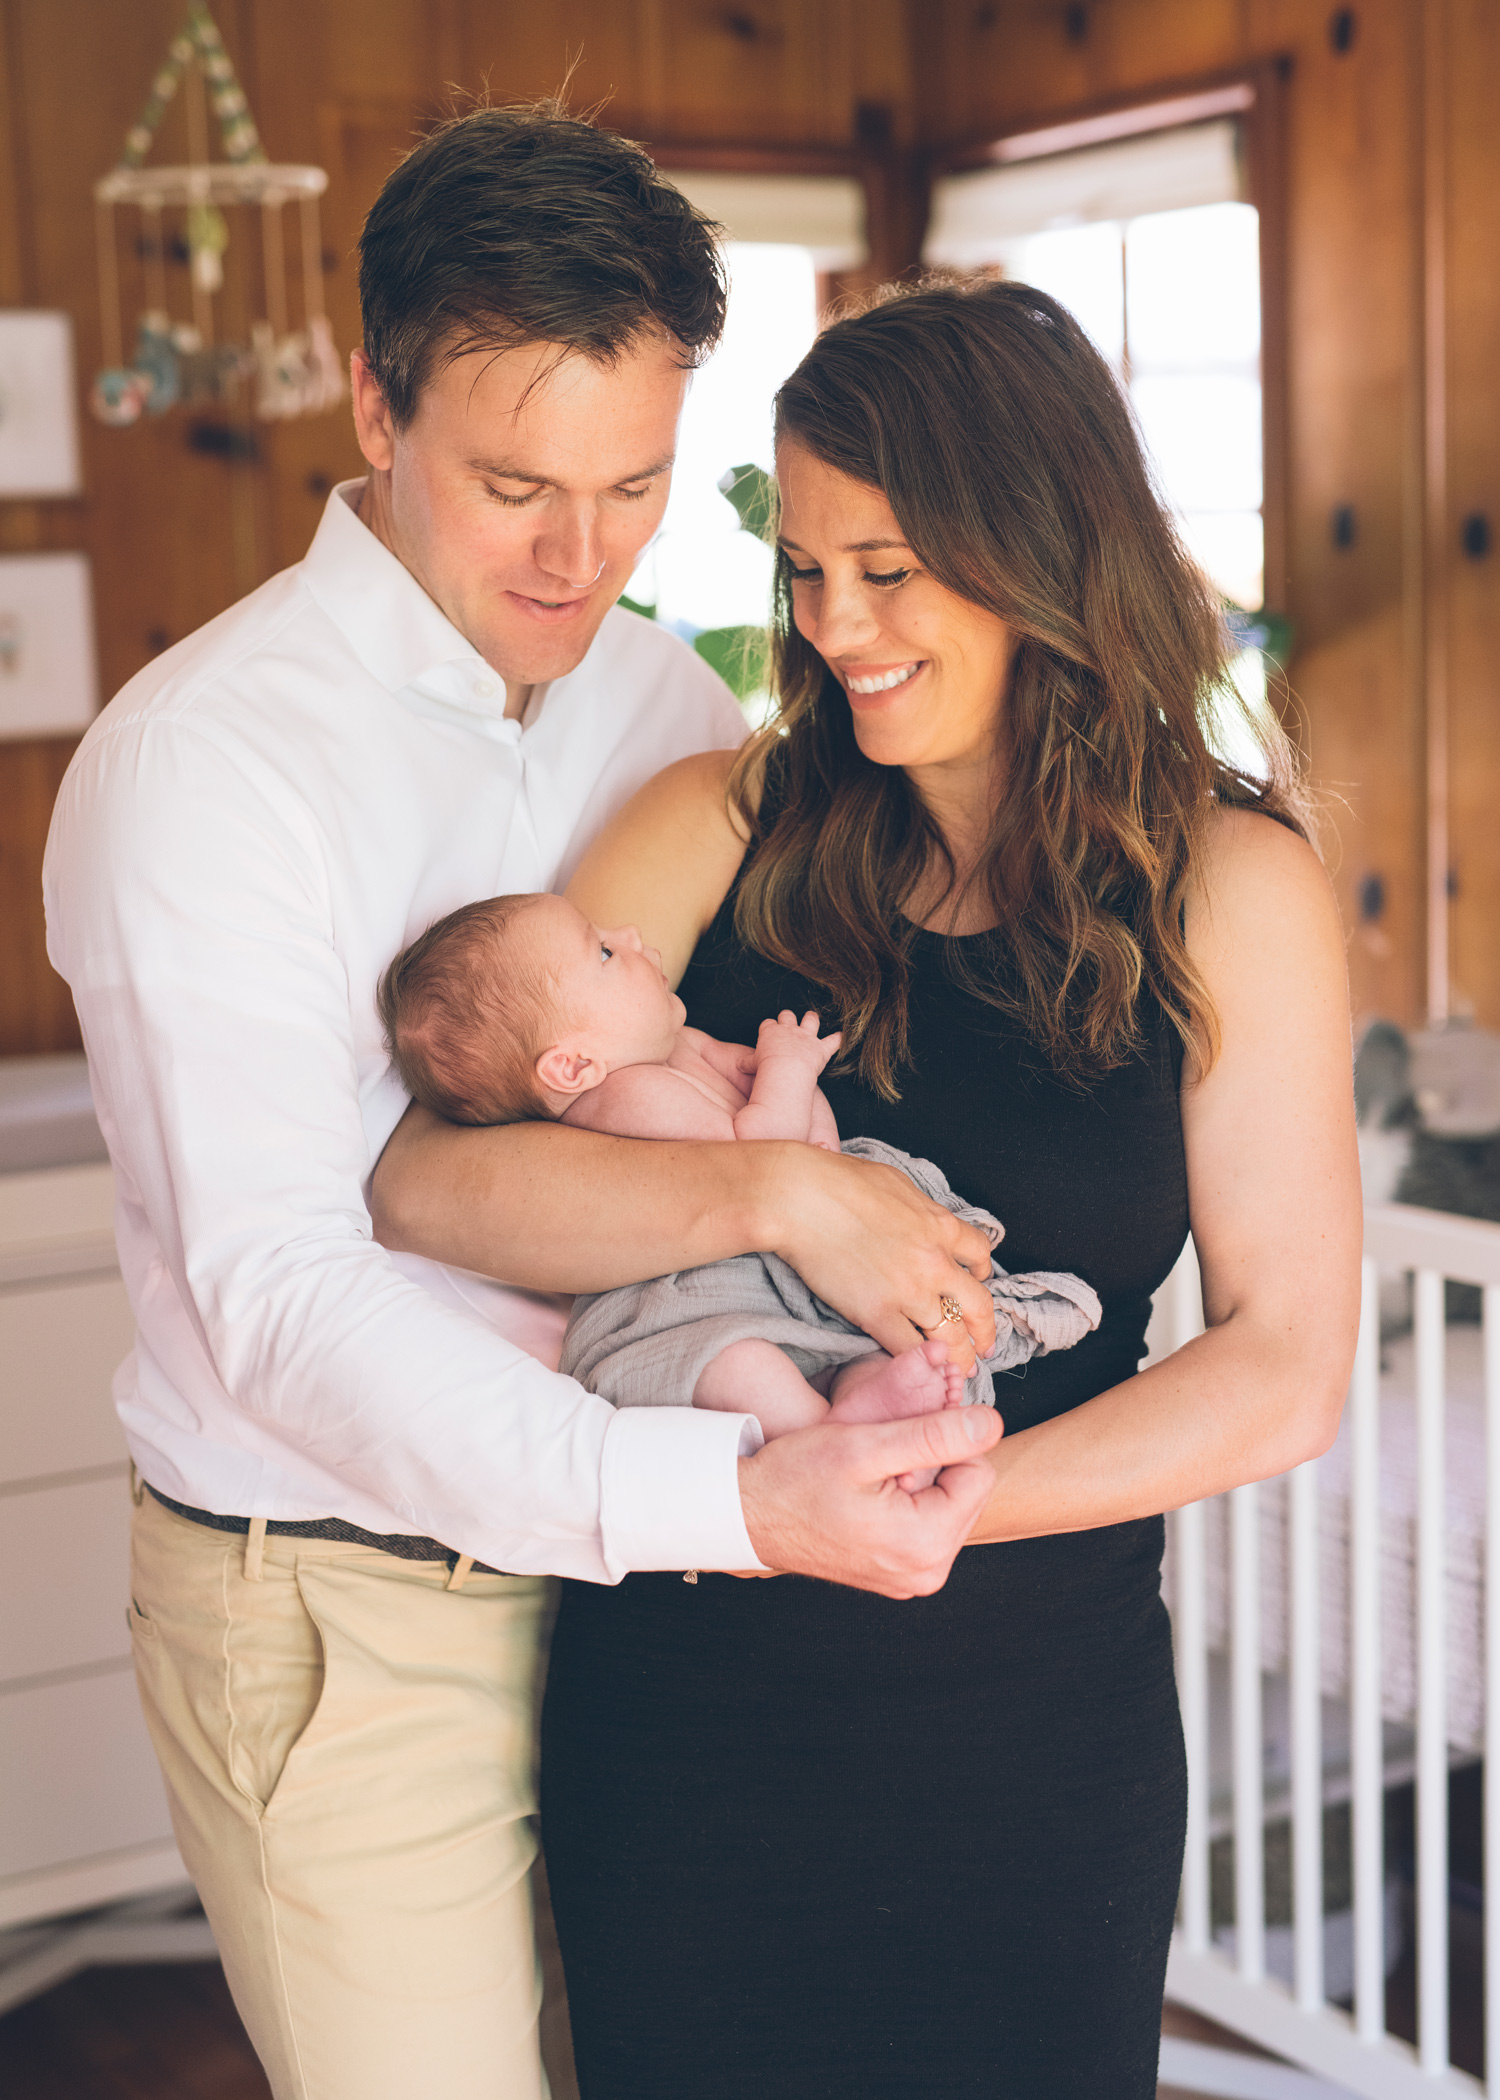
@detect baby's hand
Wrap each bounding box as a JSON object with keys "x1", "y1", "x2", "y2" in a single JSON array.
[{"x1": 754, "y1": 1010, "x2": 842, "y2": 1076}]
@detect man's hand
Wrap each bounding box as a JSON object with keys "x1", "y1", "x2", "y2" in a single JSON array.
[
  {"x1": 758, "y1": 1143, "x2": 996, "y2": 1366},
  {"x1": 733, "y1": 1409, "x2": 1004, "y2": 1598}
]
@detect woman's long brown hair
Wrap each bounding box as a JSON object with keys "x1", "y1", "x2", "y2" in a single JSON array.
[{"x1": 729, "y1": 275, "x2": 1311, "y2": 1099}]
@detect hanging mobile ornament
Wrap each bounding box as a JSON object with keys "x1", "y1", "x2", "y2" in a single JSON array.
[{"x1": 90, "y1": 3, "x2": 339, "y2": 429}]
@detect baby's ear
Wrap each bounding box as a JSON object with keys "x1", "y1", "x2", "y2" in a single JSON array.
[{"x1": 535, "y1": 1044, "x2": 604, "y2": 1098}]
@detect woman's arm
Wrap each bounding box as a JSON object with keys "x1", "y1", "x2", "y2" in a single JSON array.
[
  {"x1": 567, "y1": 747, "x2": 751, "y2": 984},
  {"x1": 967, "y1": 808, "x2": 1362, "y2": 1543}
]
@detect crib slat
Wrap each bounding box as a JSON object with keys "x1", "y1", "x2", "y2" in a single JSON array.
[
  {"x1": 1231, "y1": 1477, "x2": 1264, "y2": 1982},
  {"x1": 1176, "y1": 1499, "x2": 1210, "y2": 1954},
  {"x1": 1414, "y1": 1266, "x2": 1448, "y2": 2073},
  {"x1": 1289, "y1": 1455, "x2": 1323, "y2": 2008},
  {"x1": 1485, "y1": 1285, "x2": 1500, "y2": 2088},
  {"x1": 1350, "y1": 1255, "x2": 1384, "y2": 2043}
]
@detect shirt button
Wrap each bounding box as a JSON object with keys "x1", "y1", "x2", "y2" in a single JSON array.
[{"x1": 473, "y1": 676, "x2": 497, "y2": 699}]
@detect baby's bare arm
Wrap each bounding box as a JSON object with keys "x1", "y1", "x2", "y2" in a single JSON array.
[
  {"x1": 808, "y1": 1087, "x2": 841, "y2": 1151},
  {"x1": 733, "y1": 1012, "x2": 842, "y2": 1144},
  {"x1": 561, "y1": 1063, "x2": 738, "y2": 1142}
]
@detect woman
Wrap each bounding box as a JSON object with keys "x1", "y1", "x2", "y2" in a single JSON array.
[{"x1": 387, "y1": 279, "x2": 1361, "y2": 2095}]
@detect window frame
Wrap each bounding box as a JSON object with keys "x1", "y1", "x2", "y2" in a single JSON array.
[
  {"x1": 644, "y1": 135, "x2": 904, "y2": 320},
  {"x1": 920, "y1": 62, "x2": 1291, "y2": 619}
]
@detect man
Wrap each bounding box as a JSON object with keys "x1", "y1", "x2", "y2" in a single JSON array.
[{"x1": 45, "y1": 104, "x2": 1000, "y2": 2100}]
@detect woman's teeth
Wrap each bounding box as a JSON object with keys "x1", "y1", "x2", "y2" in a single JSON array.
[{"x1": 846, "y1": 664, "x2": 919, "y2": 695}]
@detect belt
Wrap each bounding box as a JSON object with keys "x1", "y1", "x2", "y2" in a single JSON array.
[{"x1": 145, "y1": 1485, "x2": 503, "y2": 1576}]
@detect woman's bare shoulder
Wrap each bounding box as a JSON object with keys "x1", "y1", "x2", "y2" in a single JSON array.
[
  {"x1": 1183, "y1": 799, "x2": 1349, "y2": 1086},
  {"x1": 635, "y1": 746, "x2": 750, "y2": 822},
  {"x1": 1188, "y1": 801, "x2": 1334, "y2": 942},
  {"x1": 567, "y1": 745, "x2": 758, "y2": 984}
]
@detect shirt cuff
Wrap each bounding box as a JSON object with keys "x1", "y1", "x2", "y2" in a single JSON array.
[{"x1": 598, "y1": 1405, "x2": 769, "y2": 1581}]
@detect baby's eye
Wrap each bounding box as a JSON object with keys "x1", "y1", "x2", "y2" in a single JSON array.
[{"x1": 600, "y1": 942, "x2": 613, "y2": 962}]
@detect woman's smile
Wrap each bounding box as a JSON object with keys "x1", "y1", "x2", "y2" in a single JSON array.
[{"x1": 842, "y1": 660, "x2": 925, "y2": 697}]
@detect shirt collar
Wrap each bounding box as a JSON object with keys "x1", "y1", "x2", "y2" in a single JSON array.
[{"x1": 300, "y1": 479, "x2": 488, "y2": 697}]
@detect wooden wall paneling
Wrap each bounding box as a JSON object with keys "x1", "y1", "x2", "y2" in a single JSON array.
[
  {"x1": 457, "y1": 1, "x2": 665, "y2": 125},
  {"x1": 1420, "y1": 0, "x2": 1450, "y2": 1028},
  {"x1": 1442, "y1": 0, "x2": 1500, "y2": 1030},
  {"x1": 1254, "y1": 0, "x2": 1427, "y2": 1031},
  {"x1": 636, "y1": 1, "x2": 867, "y2": 146},
  {"x1": 913, "y1": 0, "x2": 1250, "y2": 146},
  {"x1": 0, "y1": 737, "x2": 81, "y2": 1053}
]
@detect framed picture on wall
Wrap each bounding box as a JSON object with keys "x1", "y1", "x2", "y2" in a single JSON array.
[
  {"x1": 0, "y1": 311, "x2": 82, "y2": 497},
  {"x1": 0, "y1": 552, "x2": 99, "y2": 738}
]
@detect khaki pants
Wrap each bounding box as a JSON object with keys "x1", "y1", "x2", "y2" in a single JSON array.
[{"x1": 128, "y1": 1489, "x2": 575, "y2": 2100}]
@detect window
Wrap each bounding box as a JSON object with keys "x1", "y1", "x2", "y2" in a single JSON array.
[
  {"x1": 626, "y1": 242, "x2": 818, "y2": 639},
  {"x1": 925, "y1": 117, "x2": 1265, "y2": 614},
  {"x1": 626, "y1": 170, "x2": 866, "y2": 717}
]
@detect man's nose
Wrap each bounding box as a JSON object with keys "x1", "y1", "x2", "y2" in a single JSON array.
[{"x1": 534, "y1": 502, "x2": 605, "y2": 592}]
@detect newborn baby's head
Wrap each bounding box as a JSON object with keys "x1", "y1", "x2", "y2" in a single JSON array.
[{"x1": 379, "y1": 892, "x2": 684, "y2": 1125}]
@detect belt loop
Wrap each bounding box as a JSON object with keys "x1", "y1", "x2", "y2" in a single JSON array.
[
  {"x1": 129, "y1": 1461, "x2": 145, "y2": 1508},
  {"x1": 244, "y1": 1516, "x2": 268, "y2": 1583},
  {"x1": 447, "y1": 1554, "x2": 475, "y2": 1592}
]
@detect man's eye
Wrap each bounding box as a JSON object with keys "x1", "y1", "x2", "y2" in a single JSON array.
[
  {"x1": 615, "y1": 484, "x2": 653, "y2": 502},
  {"x1": 485, "y1": 484, "x2": 540, "y2": 508}
]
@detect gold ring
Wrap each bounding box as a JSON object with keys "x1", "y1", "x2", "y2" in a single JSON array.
[{"x1": 937, "y1": 1295, "x2": 964, "y2": 1326}]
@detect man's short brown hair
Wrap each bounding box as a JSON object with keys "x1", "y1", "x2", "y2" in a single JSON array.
[
  {"x1": 358, "y1": 100, "x2": 728, "y2": 427},
  {"x1": 378, "y1": 895, "x2": 560, "y2": 1125}
]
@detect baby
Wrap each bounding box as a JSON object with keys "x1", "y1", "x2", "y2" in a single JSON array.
[{"x1": 378, "y1": 892, "x2": 1102, "y2": 1459}]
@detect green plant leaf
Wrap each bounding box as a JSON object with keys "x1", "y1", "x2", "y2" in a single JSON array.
[
  {"x1": 694, "y1": 623, "x2": 769, "y2": 699},
  {"x1": 716, "y1": 462, "x2": 776, "y2": 541}
]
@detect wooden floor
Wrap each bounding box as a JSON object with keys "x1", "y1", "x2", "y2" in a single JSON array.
[
  {"x1": 0, "y1": 1961, "x2": 1296, "y2": 2100},
  {"x1": 0, "y1": 1962, "x2": 271, "y2": 2100}
]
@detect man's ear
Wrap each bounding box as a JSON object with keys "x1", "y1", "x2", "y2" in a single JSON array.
[
  {"x1": 350, "y1": 349, "x2": 396, "y2": 473},
  {"x1": 536, "y1": 1043, "x2": 605, "y2": 1099}
]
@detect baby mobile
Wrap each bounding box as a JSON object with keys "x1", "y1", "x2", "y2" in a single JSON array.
[{"x1": 90, "y1": 3, "x2": 342, "y2": 429}]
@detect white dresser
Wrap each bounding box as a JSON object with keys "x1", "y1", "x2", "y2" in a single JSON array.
[{"x1": 0, "y1": 1061, "x2": 185, "y2": 1934}]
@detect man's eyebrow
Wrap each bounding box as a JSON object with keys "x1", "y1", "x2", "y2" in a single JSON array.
[{"x1": 464, "y1": 455, "x2": 676, "y2": 486}]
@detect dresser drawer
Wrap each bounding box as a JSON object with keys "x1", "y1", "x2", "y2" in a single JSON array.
[
  {"x1": 0, "y1": 1473, "x2": 133, "y2": 1682},
  {"x1": 0, "y1": 1272, "x2": 133, "y2": 1486},
  {"x1": 0, "y1": 1666, "x2": 173, "y2": 1882}
]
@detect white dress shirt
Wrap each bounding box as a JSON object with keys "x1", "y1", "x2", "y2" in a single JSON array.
[{"x1": 44, "y1": 482, "x2": 766, "y2": 1581}]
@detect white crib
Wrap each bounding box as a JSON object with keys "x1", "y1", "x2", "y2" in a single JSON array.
[{"x1": 1160, "y1": 1203, "x2": 1500, "y2": 2097}]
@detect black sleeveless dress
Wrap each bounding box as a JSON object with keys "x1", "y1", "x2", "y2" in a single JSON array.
[{"x1": 541, "y1": 889, "x2": 1190, "y2": 2100}]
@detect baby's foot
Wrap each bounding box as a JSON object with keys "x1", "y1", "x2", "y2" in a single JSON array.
[
  {"x1": 829, "y1": 1342, "x2": 968, "y2": 1492},
  {"x1": 828, "y1": 1338, "x2": 965, "y2": 1424}
]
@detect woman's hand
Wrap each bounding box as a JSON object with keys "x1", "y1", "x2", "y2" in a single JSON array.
[{"x1": 757, "y1": 1142, "x2": 996, "y2": 1365}]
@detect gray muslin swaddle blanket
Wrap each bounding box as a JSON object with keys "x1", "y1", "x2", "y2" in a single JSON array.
[{"x1": 560, "y1": 1136, "x2": 1102, "y2": 1412}]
